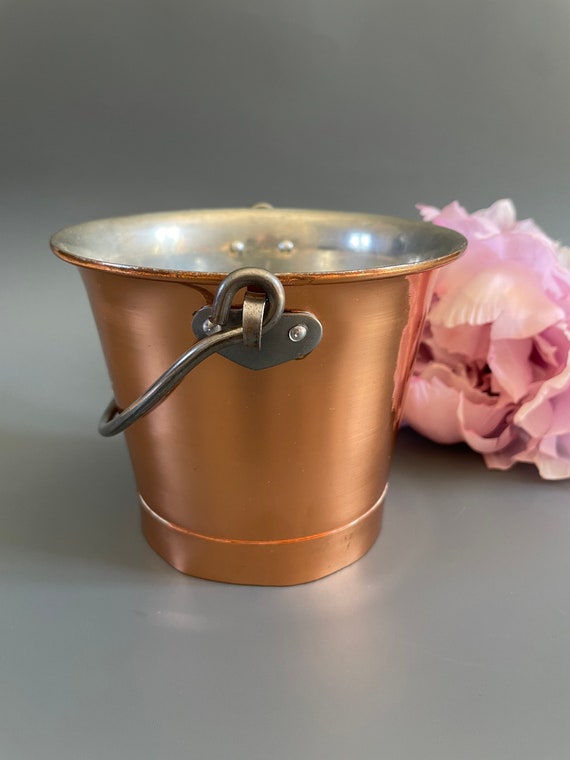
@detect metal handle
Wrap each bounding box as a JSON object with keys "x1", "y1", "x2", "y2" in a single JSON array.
[{"x1": 99, "y1": 268, "x2": 285, "y2": 437}]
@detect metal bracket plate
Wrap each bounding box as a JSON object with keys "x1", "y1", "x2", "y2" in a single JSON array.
[{"x1": 192, "y1": 307, "x2": 323, "y2": 370}]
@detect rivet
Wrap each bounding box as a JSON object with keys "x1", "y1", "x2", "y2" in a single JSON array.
[
  {"x1": 203, "y1": 318, "x2": 222, "y2": 336},
  {"x1": 278, "y1": 239, "x2": 295, "y2": 253},
  {"x1": 288, "y1": 324, "x2": 308, "y2": 342},
  {"x1": 230, "y1": 240, "x2": 245, "y2": 254}
]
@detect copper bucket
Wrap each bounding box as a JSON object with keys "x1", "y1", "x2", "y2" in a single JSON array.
[{"x1": 51, "y1": 205, "x2": 466, "y2": 585}]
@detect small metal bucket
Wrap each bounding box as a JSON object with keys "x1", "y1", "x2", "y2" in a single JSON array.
[{"x1": 51, "y1": 204, "x2": 465, "y2": 585}]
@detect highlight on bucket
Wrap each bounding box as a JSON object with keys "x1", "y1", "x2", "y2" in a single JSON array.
[{"x1": 51, "y1": 203, "x2": 466, "y2": 586}]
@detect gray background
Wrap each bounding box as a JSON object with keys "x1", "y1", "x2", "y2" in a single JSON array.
[{"x1": 1, "y1": 1, "x2": 570, "y2": 758}]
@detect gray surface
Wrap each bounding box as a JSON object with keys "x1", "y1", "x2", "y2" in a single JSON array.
[
  {"x1": 2, "y1": 429, "x2": 569, "y2": 760},
  {"x1": 2, "y1": 1, "x2": 570, "y2": 758},
  {"x1": 2, "y1": 0, "x2": 570, "y2": 239}
]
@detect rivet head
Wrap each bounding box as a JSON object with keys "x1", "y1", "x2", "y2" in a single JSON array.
[
  {"x1": 203, "y1": 318, "x2": 222, "y2": 336},
  {"x1": 230, "y1": 240, "x2": 245, "y2": 253},
  {"x1": 278, "y1": 239, "x2": 295, "y2": 253},
  {"x1": 288, "y1": 324, "x2": 308, "y2": 342}
]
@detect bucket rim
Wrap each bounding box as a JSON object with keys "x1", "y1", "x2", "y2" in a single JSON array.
[{"x1": 50, "y1": 206, "x2": 467, "y2": 285}]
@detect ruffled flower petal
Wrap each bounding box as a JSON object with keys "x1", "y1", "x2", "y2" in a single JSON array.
[
  {"x1": 405, "y1": 199, "x2": 570, "y2": 479},
  {"x1": 429, "y1": 266, "x2": 563, "y2": 338}
]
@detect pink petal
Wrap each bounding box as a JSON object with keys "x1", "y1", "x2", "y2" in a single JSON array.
[
  {"x1": 533, "y1": 447, "x2": 570, "y2": 480},
  {"x1": 430, "y1": 322, "x2": 490, "y2": 363},
  {"x1": 429, "y1": 266, "x2": 564, "y2": 339},
  {"x1": 484, "y1": 232, "x2": 566, "y2": 297},
  {"x1": 474, "y1": 199, "x2": 516, "y2": 230},
  {"x1": 515, "y1": 218, "x2": 555, "y2": 245},
  {"x1": 533, "y1": 333, "x2": 561, "y2": 370},
  {"x1": 483, "y1": 434, "x2": 537, "y2": 472},
  {"x1": 537, "y1": 436, "x2": 559, "y2": 458},
  {"x1": 515, "y1": 399, "x2": 554, "y2": 438},
  {"x1": 403, "y1": 374, "x2": 464, "y2": 444},
  {"x1": 488, "y1": 338, "x2": 533, "y2": 403},
  {"x1": 515, "y1": 361, "x2": 570, "y2": 433},
  {"x1": 558, "y1": 246, "x2": 570, "y2": 270},
  {"x1": 464, "y1": 425, "x2": 514, "y2": 455},
  {"x1": 554, "y1": 432, "x2": 570, "y2": 458},
  {"x1": 416, "y1": 204, "x2": 441, "y2": 222},
  {"x1": 432, "y1": 241, "x2": 500, "y2": 298},
  {"x1": 419, "y1": 201, "x2": 500, "y2": 240},
  {"x1": 420, "y1": 363, "x2": 489, "y2": 405},
  {"x1": 458, "y1": 393, "x2": 514, "y2": 453},
  {"x1": 550, "y1": 392, "x2": 570, "y2": 435},
  {"x1": 483, "y1": 455, "x2": 516, "y2": 472}
]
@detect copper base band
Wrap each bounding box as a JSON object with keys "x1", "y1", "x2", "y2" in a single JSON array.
[{"x1": 139, "y1": 487, "x2": 387, "y2": 586}]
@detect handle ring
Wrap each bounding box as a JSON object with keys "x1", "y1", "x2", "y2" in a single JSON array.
[{"x1": 99, "y1": 268, "x2": 285, "y2": 437}]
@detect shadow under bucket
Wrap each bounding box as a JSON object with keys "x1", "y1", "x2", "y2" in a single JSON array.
[{"x1": 51, "y1": 205, "x2": 466, "y2": 585}]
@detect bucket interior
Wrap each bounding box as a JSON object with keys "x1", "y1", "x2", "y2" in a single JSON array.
[{"x1": 51, "y1": 207, "x2": 466, "y2": 279}]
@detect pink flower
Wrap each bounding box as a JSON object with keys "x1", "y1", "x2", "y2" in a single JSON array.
[{"x1": 404, "y1": 199, "x2": 570, "y2": 479}]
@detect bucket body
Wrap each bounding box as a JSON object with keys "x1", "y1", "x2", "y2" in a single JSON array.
[{"x1": 52, "y1": 207, "x2": 465, "y2": 585}]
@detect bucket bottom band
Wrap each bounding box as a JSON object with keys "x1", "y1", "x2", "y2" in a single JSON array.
[{"x1": 139, "y1": 487, "x2": 386, "y2": 586}]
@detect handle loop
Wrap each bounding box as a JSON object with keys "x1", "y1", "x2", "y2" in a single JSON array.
[
  {"x1": 98, "y1": 268, "x2": 285, "y2": 437},
  {"x1": 210, "y1": 267, "x2": 284, "y2": 331}
]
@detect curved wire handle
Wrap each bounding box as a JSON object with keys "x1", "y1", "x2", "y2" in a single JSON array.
[{"x1": 99, "y1": 268, "x2": 285, "y2": 437}]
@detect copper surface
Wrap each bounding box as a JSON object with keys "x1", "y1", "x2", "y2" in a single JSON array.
[
  {"x1": 75, "y1": 266, "x2": 435, "y2": 584},
  {"x1": 139, "y1": 488, "x2": 385, "y2": 586},
  {"x1": 52, "y1": 207, "x2": 465, "y2": 585}
]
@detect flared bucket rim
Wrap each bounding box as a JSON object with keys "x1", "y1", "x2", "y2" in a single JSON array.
[{"x1": 50, "y1": 206, "x2": 467, "y2": 285}]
